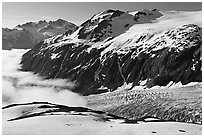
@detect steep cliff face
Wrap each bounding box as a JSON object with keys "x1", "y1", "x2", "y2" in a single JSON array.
[
  {"x1": 2, "y1": 19, "x2": 77, "y2": 50},
  {"x1": 20, "y1": 10, "x2": 202, "y2": 95}
]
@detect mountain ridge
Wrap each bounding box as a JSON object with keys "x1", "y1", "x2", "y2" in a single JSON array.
[
  {"x1": 2, "y1": 19, "x2": 78, "y2": 50},
  {"x1": 20, "y1": 9, "x2": 202, "y2": 95}
]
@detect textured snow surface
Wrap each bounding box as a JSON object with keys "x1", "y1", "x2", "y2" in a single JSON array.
[{"x1": 3, "y1": 112, "x2": 201, "y2": 135}]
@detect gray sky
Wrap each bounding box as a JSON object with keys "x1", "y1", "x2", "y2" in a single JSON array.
[{"x1": 2, "y1": 2, "x2": 202, "y2": 28}]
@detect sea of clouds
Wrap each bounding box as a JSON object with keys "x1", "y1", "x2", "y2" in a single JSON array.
[{"x1": 2, "y1": 49, "x2": 87, "y2": 107}]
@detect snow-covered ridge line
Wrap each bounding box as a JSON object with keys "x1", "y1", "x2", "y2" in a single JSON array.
[{"x1": 42, "y1": 10, "x2": 201, "y2": 54}]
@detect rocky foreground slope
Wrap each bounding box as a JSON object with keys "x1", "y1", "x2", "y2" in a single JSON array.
[
  {"x1": 2, "y1": 19, "x2": 77, "y2": 50},
  {"x1": 20, "y1": 9, "x2": 202, "y2": 95}
]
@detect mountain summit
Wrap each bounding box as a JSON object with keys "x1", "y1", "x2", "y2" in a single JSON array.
[{"x1": 77, "y1": 9, "x2": 162, "y2": 42}]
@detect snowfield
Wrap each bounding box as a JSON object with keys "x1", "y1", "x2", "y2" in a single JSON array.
[{"x1": 3, "y1": 110, "x2": 202, "y2": 135}]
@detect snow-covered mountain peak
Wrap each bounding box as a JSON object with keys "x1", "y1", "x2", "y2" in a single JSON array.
[
  {"x1": 129, "y1": 8, "x2": 160, "y2": 15},
  {"x1": 91, "y1": 9, "x2": 116, "y2": 21},
  {"x1": 133, "y1": 9, "x2": 163, "y2": 23},
  {"x1": 77, "y1": 9, "x2": 162, "y2": 42}
]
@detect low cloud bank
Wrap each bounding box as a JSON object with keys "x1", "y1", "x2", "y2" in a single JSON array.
[{"x1": 2, "y1": 49, "x2": 86, "y2": 107}]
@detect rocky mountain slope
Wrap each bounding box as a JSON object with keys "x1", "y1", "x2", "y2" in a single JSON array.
[
  {"x1": 20, "y1": 9, "x2": 202, "y2": 95},
  {"x1": 2, "y1": 19, "x2": 77, "y2": 50}
]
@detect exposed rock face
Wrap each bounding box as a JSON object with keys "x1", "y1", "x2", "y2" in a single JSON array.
[
  {"x1": 20, "y1": 9, "x2": 202, "y2": 95},
  {"x1": 2, "y1": 19, "x2": 77, "y2": 50}
]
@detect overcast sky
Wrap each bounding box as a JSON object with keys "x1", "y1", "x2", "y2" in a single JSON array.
[{"x1": 2, "y1": 2, "x2": 202, "y2": 28}]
